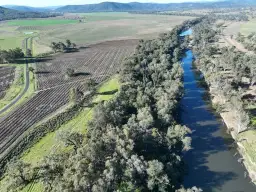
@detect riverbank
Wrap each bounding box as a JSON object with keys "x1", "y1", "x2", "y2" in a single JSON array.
[
  {"x1": 180, "y1": 50, "x2": 256, "y2": 191},
  {"x1": 211, "y1": 87, "x2": 256, "y2": 183}
]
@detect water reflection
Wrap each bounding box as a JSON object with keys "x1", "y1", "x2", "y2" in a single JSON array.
[{"x1": 179, "y1": 50, "x2": 256, "y2": 192}]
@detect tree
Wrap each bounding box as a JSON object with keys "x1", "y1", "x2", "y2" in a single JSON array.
[
  {"x1": 146, "y1": 160, "x2": 170, "y2": 192},
  {"x1": 86, "y1": 78, "x2": 97, "y2": 92},
  {"x1": 6, "y1": 160, "x2": 35, "y2": 191},
  {"x1": 50, "y1": 42, "x2": 58, "y2": 53},
  {"x1": 59, "y1": 42, "x2": 67, "y2": 52},
  {"x1": 57, "y1": 131, "x2": 83, "y2": 153},
  {"x1": 29, "y1": 67, "x2": 35, "y2": 79},
  {"x1": 66, "y1": 39, "x2": 71, "y2": 48},
  {"x1": 72, "y1": 43, "x2": 77, "y2": 49},
  {"x1": 26, "y1": 49, "x2": 32, "y2": 57},
  {"x1": 66, "y1": 68, "x2": 75, "y2": 77},
  {"x1": 29, "y1": 67, "x2": 35, "y2": 73}
]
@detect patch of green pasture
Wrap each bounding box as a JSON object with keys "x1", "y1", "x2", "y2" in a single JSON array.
[
  {"x1": 240, "y1": 19, "x2": 256, "y2": 35},
  {"x1": 94, "y1": 76, "x2": 120, "y2": 102},
  {"x1": 8, "y1": 19, "x2": 78, "y2": 26},
  {"x1": 0, "y1": 36, "x2": 25, "y2": 50}
]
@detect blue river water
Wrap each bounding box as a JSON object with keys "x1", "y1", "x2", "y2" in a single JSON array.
[
  {"x1": 180, "y1": 29, "x2": 192, "y2": 36},
  {"x1": 179, "y1": 30, "x2": 256, "y2": 191}
]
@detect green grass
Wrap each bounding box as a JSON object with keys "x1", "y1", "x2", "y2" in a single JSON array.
[
  {"x1": 0, "y1": 35, "x2": 25, "y2": 50},
  {"x1": 240, "y1": 19, "x2": 256, "y2": 35},
  {"x1": 22, "y1": 76, "x2": 119, "y2": 165},
  {"x1": 252, "y1": 117, "x2": 256, "y2": 126},
  {"x1": 8, "y1": 19, "x2": 78, "y2": 26}
]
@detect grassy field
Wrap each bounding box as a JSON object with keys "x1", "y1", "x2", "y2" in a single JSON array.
[
  {"x1": 39, "y1": 13, "x2": 191, "y2": 45},
  {"x1": 0, "y1": 13, "x2": 191, "y2": 54},
  {"x1": 240, "y1": 19, "x2": 256, "y2": 35},
  {"x1": 7, "y1": 19, "x2": 78, "y2": 26}
]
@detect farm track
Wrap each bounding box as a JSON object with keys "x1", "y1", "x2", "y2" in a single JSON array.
[
  {"x1": 0, "y1": 39, "x2": 138, "y2": 159},
  {"x1": 0, "y1": 37, "x2": 30, "y2": 115}
]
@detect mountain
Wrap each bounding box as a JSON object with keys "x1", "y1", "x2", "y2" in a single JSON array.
[
  {"x1": 227, "y1": 0, "x2": 256, "y2": 5},
  {"x1": 55, "y1": 1, "x2": 256, "y2": 13},
  {"x1": 0, "y1": 6, "x2": 60, "y2": 21},
  {"x1": 2, "y1": 5, "x2": 56, "y2": 12}
]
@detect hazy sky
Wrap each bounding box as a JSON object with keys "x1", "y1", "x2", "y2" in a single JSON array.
[{"x1": 0, "y1": 0, "x2": 217, "y2": 7}]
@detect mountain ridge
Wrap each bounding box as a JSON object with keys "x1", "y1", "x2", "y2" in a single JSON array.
[
  {"x1": 2, "y1": 1, "x2": 256, "y2": 13},
  {"x1": 55, "y1": 1, "x2": 256, "y2": 13}
]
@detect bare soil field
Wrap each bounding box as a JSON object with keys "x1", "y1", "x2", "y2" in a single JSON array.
[{"x1": 0, "y1": 39, "x2": 138, "y2": 158}]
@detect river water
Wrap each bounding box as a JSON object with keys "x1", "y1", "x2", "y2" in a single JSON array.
[{"x1": 179, "y1": 37, "x2": 256, "y2": 191}]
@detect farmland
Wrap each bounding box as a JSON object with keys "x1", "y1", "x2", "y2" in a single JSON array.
[
  {"x1": 0, "y1": 13, "x2": 192, "y2": 54},
  {"x1": 7, "y1": 19, "x2": 78, "y2": 26},
  {"x1": 0, "y1": 12, "x2": 193, "y2": 191},
  {"x1": 0, "y1": 66, "x2": 15, "y2": 100},
  {"x1": 0, "y1": 39, "x2": 137, "y2": 161},
  {"x1": 240, "y1": 19, "x2": 256, "y2": 35},
  {"x1": 0, "y1": 65, "x2": 24, "y2": 110}
]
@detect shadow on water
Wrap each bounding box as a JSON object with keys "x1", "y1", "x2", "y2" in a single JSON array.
[{"x1": 178, "y1": 50, "x2": 256, "y2": 192}]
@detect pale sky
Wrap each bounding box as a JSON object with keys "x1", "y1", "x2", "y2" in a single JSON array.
[{"x1": 0, "y1": 0, "x2": 218, "y2": 7}]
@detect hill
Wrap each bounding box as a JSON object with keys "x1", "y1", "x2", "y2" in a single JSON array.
[
  {"x1": 0, "y1": 6, "x2": 61, "y2": 21},
  {"x1": 55, "y1": 1, "x2": 256, "y2": 13},
  {"x1": 2, "y1": 5, "x2": 62, "y2": 12},
  {"x1": 3, "y1": 5, "x2": 49, "y2": 12}
]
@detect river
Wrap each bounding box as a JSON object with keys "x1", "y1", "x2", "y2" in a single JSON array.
[{"x1": 179, "y1": 30, "x2": 256, "y2": 191}]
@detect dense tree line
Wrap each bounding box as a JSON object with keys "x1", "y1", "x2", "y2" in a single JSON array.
[
  {"x1": 130, "y1": 11, "x2": 249, "y2": 21},
  {"x1": 4, "y1": 21, "x2": 202, "y2": 191},
  {"x1": 0, "y1": 6, "x2": 61, "y2": 21},
  {"x1": 0, "y1": 48, "x2": 24, "y2": 63},
  {"x1": 192, "y1": 18, "x2": 255, "y2": 134}
]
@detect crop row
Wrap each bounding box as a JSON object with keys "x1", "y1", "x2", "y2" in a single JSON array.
[
  {"x1": 0, "y1": 40, "x2": 138, "y2": 157},
  {"x1": 36, "y1": 46, "x2": 134, "y2": 90},
  {"x1": 0, "y1": 66, "x2": 15, "y2": 99}
]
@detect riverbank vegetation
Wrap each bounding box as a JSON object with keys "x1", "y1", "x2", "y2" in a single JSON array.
[
  {"x1": 192, "y1": 17, "x2": 255, "y2": 134},
  {"x1": 191, "y1": 16, "x2": 256, "y2": 182},
  {"x1": 3, "y1": 21, "x2": 202, "y2": 191},
  {"x1": 236, "y1": 32, "x2": 256, "y2": 53}
]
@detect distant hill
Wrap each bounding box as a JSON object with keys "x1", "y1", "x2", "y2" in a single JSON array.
[
  {"x1": 0, "y1": 6, "x2": 61, "y2": 21},
  {"x1": 55, "y1": 1, "x2": 256, "y2": 13},
  {"x1": 2, "y1": 5, "x2": 62, "y2": 12},
  {"x1": 3, "y1": 5, "x2": 49, "y2": 12}
]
